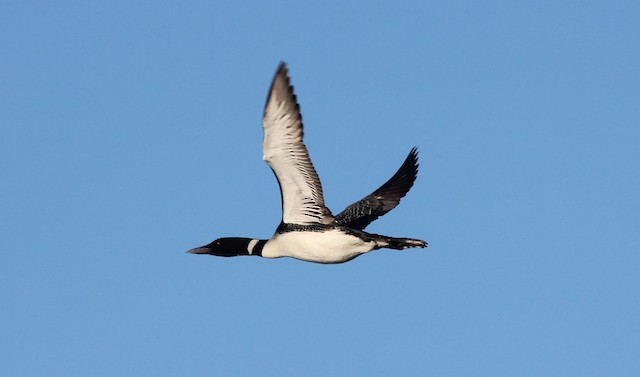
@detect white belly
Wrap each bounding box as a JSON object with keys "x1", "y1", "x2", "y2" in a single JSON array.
[{"x1": 262, "y1": 229, "x2": 377, "y2": 264}]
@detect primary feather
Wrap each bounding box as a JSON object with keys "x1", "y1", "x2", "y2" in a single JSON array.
[{"x1": 335, "y1": 147, "x2": 419, "y2": 230}]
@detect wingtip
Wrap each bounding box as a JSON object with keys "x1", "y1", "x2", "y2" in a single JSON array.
[
  {"x1": 269, "y1": 61, "x2": 293, "y2": 93},
  {"x1": 409, "y1": 146, "x2": 419, "y2": 161},
  {"x1": 275, "y1": 61, "x2": 289, "y2": 78},
  {"x1": 264, "y1": 61, "x2": 302, "y2": 123},
  {"x1": 407, "y1": 147, "x2": 420, "y2": 172},
  {"x1": 265, "y1": 61, "x2": 292, "y2": 112}
]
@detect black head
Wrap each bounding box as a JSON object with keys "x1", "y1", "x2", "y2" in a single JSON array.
[{"x1": 186, "y1": 237, "x2": 263, "y2": 257}]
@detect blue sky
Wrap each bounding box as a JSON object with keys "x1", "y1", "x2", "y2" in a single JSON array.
[{"x1": 2, "y1": 1, "x2": 639, "y2": 376}]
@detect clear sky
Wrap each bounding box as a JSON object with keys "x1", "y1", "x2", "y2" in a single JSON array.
[{"x1": 2, "y1": 1, "x2": 639, "y2": 376}]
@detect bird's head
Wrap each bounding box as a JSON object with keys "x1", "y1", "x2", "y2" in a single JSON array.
[{"x1": 186, "y1": 237, "x2": 254, "y2": 257}]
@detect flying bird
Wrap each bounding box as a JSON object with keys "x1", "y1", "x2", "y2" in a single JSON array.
[{"x1": 187, "y1": 62, "x2": 427, "y2": 263}]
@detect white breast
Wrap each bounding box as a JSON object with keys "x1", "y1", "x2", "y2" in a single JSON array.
[{"x1": 262, "y1": 229, "x2": 377, "y2": 264}]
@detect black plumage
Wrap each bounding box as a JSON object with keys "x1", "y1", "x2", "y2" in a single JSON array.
[
  {"x1": 335, "y1": 147, "x2": 419, "y2": 230},
  {"x1": 187, "y1": 62, "x2": 427, "y2": 264}
]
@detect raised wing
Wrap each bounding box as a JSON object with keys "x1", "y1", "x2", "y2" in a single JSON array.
[
  {"x1": 262, "y1": 62, "x2": 335, "y2": 225},
  {"x1": 335, "y1": 148, "x2": 419, "y2": 230}
]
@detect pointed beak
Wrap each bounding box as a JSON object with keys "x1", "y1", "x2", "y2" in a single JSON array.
[{"x1": 186, "y1": 246, "x2": 208, "y2": 254}]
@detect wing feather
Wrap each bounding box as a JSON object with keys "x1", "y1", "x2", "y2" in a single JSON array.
[
  {"x1": 262, "y1": 63, "x2": 334, "y2": 225},
  {"x1": 335, "y1": 148, "x2": 419, "y2": 229}
]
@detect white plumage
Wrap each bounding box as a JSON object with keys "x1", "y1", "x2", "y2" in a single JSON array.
[
  {"x1": 186, "y1": 62, "x2": 427, "y2": 264},
  {"x1": 262, "y1": 67, "x2": 334, "y2": 225}
]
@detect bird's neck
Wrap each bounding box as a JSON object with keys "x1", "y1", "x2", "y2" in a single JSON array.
[
  {"x1": 245, "y1": 239, "x2": 267, "y2": 256},
  {"x1": 225, "y1": 238, "x2": 267, "y2": 257}
]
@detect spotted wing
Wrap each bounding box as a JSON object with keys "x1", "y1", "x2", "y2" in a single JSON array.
[{"x1": 262, "y1": 62, "x2": 335, "y2": 225}]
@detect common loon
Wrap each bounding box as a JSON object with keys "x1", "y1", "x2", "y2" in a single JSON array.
[{"x1": 187, "y1": 62, "x2": 427, "y2": 264}]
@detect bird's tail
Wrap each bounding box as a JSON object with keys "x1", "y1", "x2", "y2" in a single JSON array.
[{"x1": 376, "y1": 236, "x2": 427, "y2": 250}]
